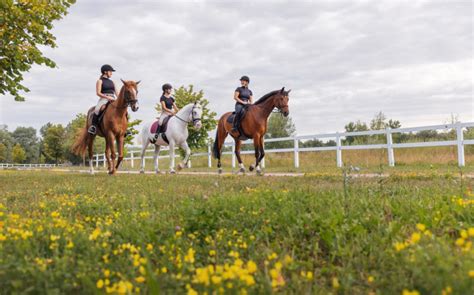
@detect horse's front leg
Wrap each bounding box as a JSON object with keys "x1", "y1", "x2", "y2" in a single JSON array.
[
  {"x1": 256, "y1": 136, "x2": 265, "y2": 175},
  {"x1": 154, "y1": 145, "x2": 161, "y2": 174},
  {"x1": 178, "y1": 141, "x2": 191, "y2": 170},
  {"x1": 106, "y1": 133, "x2": 116, "y2": 175},
  {"x1": 169, "y1": 140, "x2": 176, "y2": 174},
  {"x1": 115, "y1": 134, "x2": 124, "y2": 170},
  {"x1": 139, "y1": 139, "x2": 149, "y2": 174}
]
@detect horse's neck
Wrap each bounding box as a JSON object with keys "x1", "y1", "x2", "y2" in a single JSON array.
[
  {"x1": 255, "y1": 96, "x2": 276, "y2": 120},
  {"x1": 171, "y1": 104, "x2": 192, "y2": 126},
  {"x1": 111, "y1": 88, "x2": 128, "y2": 116},
  {"x1": 175, "y1": 104, "x2": 192, "y2": 122}
]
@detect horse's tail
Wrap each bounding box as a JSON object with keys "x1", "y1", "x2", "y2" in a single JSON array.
[
  {"x1": 212, "y1": 116, "x2": 227, "y2": 159},
  {"x1": 71, "y1": 126, "x2": 92, "y2": 157}
]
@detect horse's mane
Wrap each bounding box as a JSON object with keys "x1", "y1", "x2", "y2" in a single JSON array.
[{"x1": 254, "y1": 90, "x2": 280, "y2": 105}]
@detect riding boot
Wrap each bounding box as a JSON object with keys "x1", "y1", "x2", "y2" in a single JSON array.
[
  {"x1": 88, "y1": 114, "x2": 99, "y2": 135},
  {"x1": 232, "y1": 111, "x2": 241, "y2": 132}
]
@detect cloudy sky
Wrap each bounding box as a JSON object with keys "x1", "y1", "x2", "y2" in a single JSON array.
[{"x1": 1, "y1": 0, "x2": 472, "y2": 136}]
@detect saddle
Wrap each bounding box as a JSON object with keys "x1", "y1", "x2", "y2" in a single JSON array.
[
  {"x1": 97, "y1": 102, "x2": 111, "y2": 123},
  {"x1": 149, "y1": 116, "x2": 173, "y2": 144},
  {"x1": 227, "y1": 107, "x2": 250, "y2": 140}
]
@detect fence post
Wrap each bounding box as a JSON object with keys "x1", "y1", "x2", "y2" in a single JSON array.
[
  {"x1": 231, "y1": 143, "x2": 236, "y2": 168},
  {"x1": 130, "y1": 151, "x2": 134, "y2": 168},
  {"x1": 261, "y1": 140, "x2": 265, "y2": 168},
  {"x1": 386, "y1": 127, "x2": 395, "y2": 166},
  {"x1": 103, "y1": 153, "x2": 106, "y2": 168},
  {"x1": 208, "y1": 140, "x2": 212, "y2": 168},
  {"x1": 456, "y1": 123, "x2": 465, "y2": 167},
  {"x1": 336, "y1": 132, "x2": 342, "y2": 168},
  {"x1": 294, "y1": 136, "x2": 299, "y2": 168}
]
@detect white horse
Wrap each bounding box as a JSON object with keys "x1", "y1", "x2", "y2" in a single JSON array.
[{"x1": 138, "y1": 102, "x2": 203, "y2": 174}]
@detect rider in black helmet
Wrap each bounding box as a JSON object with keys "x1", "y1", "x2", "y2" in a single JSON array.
[
  {"x1": 232, "y1": 75, "x2": 253, "y2": 132},
  {"x1": 88, "y1": 64, "x2": 118, "y2": 135},
  {"x1": 159, "y1": 83, "x2": 179, "y2": 124}
]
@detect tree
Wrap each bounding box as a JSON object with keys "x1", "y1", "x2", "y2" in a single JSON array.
[
  {"x1": 344, "y1": 120, "x2": 369, "y2": 145},
  {"x1": 12, "y1": 143, "x2": 26, "y2": 163},
  {"x1": 1, "y1": 0, "x2": 76, "y2": 101},
  {"x1": 0, "y1": 143, "x2": 8, "y2": 162},
  {"x1": 11, "y1": 127, "x2": 39, "y2": 162},
  {"x1": 156, "y1": 85, "x2": 217, "y2": 151},
  {"x1": 0, "y1": 126, "x2": 14, "y2": 162},
  {"x1": 265, "y1": 113, "x2": 296, "y2": 149},
  {"x1": 42, "y1": 124, "x2": 65, "y2": 164}
]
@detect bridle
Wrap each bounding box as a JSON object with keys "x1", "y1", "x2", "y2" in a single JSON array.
[
  {"x1": 112, "y1": 87, "x2": 138, "y2": 109},
  {"x1": 175, "y1": 103, "x2": 202, "y2": 125}
]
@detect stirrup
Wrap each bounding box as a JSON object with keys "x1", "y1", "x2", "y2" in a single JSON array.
[
  {"x1": 150, "y1": 133, "x2": 159, "y2": 143},
  {"x1": 88, "y1": 125, "x2": 97, "y2": 135}
]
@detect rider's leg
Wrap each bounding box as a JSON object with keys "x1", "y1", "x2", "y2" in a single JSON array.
[
  {"x1": 232, "y1": 104, "x2": 244, "y2": 132},
  {"x1": 89, "y1": 99, "x2": 107, "y2": 135}
]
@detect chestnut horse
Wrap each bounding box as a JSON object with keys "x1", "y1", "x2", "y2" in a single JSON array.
[
  {"x1": 72, "y1": 80, "x2": 140, "y2": 175},
  {"x1": 213, "y1": 87, "x2": 290, "y2": 175}
]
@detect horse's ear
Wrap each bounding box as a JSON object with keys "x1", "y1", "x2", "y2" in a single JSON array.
[
  {"x1": 121, "y1": 78, "x2": 126, "y2": 84},
  {"x1": 280, "y1": 87, "x2": 285, "y2": 93},
  {"x1": 136, "y1": 80, "x2": 141, "y2": 85},
  {"x1": 287, "y1": 89, "x2": 291, "y2": 94}
]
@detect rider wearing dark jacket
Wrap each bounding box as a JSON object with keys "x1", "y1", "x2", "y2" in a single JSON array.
[{"x1": 232, "y1": 75, "x2": 253, "y2": 132}]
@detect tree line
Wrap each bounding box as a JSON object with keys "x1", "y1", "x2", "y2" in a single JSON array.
[{"x1": 263, "y1": 111, "x2": 470, "y2": 149}]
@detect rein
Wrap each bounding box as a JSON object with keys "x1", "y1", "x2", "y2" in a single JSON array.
[{"x1": 174, "y1": 104, "x2": 202, "y2": 125}]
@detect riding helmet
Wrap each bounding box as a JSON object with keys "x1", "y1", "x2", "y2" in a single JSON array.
[
  {"x1": 240, "y1": 75, "x2": 250, "y2": 82},
  {"x1": 162, "y1": 83, "x2": 173, "y2": 91},
  {"x1": 101, "y1": 64, "x2": 115, "y2": 73}
]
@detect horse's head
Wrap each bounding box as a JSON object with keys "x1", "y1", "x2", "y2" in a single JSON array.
[
  {"x1": 120, "y1": 79, "x2": 140, "y2": 112},
  {"x1": 275, "y1": 87, "x2": 290, "y2": 117},
  {"x1": 189, "y1": 101, "x2": 203, "y2": 129}
]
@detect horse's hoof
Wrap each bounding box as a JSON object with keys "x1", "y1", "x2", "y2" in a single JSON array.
[
  {"x1": 249, "y1": 165, "x2": 255, "y2": 172},
  {"x1": 169, "y1": 170, "x2": 176, "y2": 174},
  {"x1": 256, "y1": 170, "x2": 263, "y2": 176},
  {"x1": 139, "y1": 170, "x2": 145, "y2": 174},
  {"x1": 218, "y1": 168, "x2": 223, "y2": 174},
  {"x1": 239, "y1": 167, "x2": 246, "y2": 174},
  {"x1": 177, "y1": 163, "x2": 184, "y2": 171},
  {"x1": 90, "y1": 171, "x2": 95, "y2": 175},
  {"x1": 155, "y1": 170, "x2": 161, "y2": 174}
]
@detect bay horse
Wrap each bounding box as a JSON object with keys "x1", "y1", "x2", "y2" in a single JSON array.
[
  {"x1": 213, "y1": 87, "x2": 290, "y2": 175},
  {"x1": 138, "y1": 102, "x2": 203, "y2": 174},
  {"x1": 72, "y1": 79, "x2": 140, "y2": 175}
]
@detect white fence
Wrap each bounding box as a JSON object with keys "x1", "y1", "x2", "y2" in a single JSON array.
[{"x1": 90, "y1": 122, "x2": 472, "y2": 169}]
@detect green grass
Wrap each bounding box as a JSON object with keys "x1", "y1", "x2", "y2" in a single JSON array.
[{"x1": 0, "y1": 171, "x2": 473, "y2": 294}]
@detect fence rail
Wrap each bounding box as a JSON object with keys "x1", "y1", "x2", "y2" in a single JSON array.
[
  {"x1": 91, "y1": 121, "x2": 473, "y2": 169},
  {"x1": 1, "y1": 122, "x2": 472, "y2": 170}
]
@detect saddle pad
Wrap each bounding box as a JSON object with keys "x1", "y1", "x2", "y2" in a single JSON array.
[{"x1": 150, "y1": 120, "x2": 160, "y2": 134}]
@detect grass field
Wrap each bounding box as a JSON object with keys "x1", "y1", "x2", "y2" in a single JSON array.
[
  {"x1": 0, "y1": 171, "x2": 473, "y2": 294},
  {"x1": 114, "y1": 146, "x2": 474, "y2": 175}
]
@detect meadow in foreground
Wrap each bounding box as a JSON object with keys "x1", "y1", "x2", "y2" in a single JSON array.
[{"x1": 0, "y1": 171, "x2": 473, "y2": 294}]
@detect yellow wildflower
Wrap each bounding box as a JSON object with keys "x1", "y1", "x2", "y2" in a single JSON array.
[
  {"x1": 332, "y1": 277, "x2": 340, "y2": 289},
  {"x1": 416, "y1": 224, "x2": 426, "y2": 232},
  {"x1": 410, "y1": 232, "x2": 421, "y2": 244},
  {"x1": 135, "y1": 276, "x2": 145, "y2": 283},
  {"x1": 96, "y1": 279, "x2": 104, "y2": 289}
]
